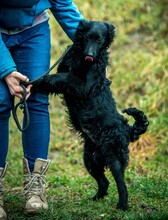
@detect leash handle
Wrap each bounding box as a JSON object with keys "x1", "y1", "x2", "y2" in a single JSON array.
[{"x1": 12, "y1": 84, "x2": 30, "y2": 132}]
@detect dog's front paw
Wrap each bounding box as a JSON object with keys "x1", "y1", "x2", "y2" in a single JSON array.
[{"x1": 31, "y1": 76, "x2": 54, "y2": 94}]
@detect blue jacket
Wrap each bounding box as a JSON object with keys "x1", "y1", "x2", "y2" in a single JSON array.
[{"x1": 0, "y1": 0, "x2": 84, "y2": 79}]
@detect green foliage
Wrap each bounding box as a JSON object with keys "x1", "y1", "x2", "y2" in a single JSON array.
[{"x1": 5, "y1": 0, "x2": 167, "y2": 219}]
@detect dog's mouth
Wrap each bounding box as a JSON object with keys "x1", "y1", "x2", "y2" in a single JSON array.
[{"x1": 85, "y1": 56, "x2": 94, "y2": 62}]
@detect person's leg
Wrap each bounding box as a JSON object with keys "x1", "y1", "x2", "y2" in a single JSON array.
[
  {"x1": 8, "y1": 21, "x2": 51, "y2": 214},
  {"x1": 9, "y1": 21, "x2": 51, "y2": 172},
  {"x1": 0, "y1": 35, "x2": 14, "y2": 220},
  {"x1": 0, "y1": 80, "x2": 12, "y2": 168},
  {"x1": 0, "y1": 71, "x2": 11, "y2": 219}
]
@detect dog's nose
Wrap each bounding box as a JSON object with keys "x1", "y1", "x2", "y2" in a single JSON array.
[
  {"x1": 87, "y1": 48, "x2": 94, "y2": 57},
  {"x1": 84, "y1": 46, "x2": 95, "y2": 61}
]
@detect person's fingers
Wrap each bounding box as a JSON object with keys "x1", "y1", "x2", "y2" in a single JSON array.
[
  {"x1": 4, "y1": 71, "x2": 30, "y2": 98},
  {"x1": 26, "y1": 85, "x2": 33, "y2": 100},
  {"x1": 13, "y1": 92, "x2": 23, "y2": 99},
  {"x1": 12, "y1": 71, "x2": 29, "y2": 82},
  {"x1": 9, "y1": 85, "x2": 24, "y2": 97}
]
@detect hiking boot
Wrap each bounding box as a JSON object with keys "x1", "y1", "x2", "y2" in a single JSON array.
[{"x1": 22, "y1": 158, "x2": 50, "y2": 214}]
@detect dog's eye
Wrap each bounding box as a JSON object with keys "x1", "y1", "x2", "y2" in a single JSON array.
[{"x1": 97, "y1": 37, "x2": 102, "y2": 43}]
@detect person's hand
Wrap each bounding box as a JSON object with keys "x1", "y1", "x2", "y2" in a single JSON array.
[{"x1": 4, "y1": 71, "x2": 32, "y2": 99}]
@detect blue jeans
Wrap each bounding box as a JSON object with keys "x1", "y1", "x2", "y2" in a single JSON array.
[{"x1": 0, "y1": 21, "x2": 51, "y2": 171}]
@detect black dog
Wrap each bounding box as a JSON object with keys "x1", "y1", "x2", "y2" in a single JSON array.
[{"x1": 32, "y1": 20, "x2": 149, "y2": 210}]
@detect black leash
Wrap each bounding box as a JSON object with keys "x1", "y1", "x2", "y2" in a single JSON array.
[{"x1": 12, "y1": 45, "x2": 72, "y2": 132}]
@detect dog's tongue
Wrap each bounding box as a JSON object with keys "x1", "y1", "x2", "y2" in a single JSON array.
[{"x1": 85, "y1": 56, "x2": 94, "y2": 62}]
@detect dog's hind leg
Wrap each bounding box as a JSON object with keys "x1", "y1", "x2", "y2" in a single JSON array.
[
  {"x1": 107, "y1": 156, "x2": 128, "y2": 210},
  {"x1": 83, "y1": 138, "x2": 109, "y2": 200}
]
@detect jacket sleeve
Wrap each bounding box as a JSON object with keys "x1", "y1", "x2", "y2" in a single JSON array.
[
  {"x1": 0, "y1": 34, "x2": 17, "y2": 79},
  {"x1": 49, "y1": 0, "x2": 84, "y2": 41}
]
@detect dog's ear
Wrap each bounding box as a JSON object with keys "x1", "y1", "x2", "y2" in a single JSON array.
[
  {"x1": 104, "y1": 23, "x2": 115, "y2": 48},
  {"x1": 78, "y1": 20, "x2": 91, "y2": 31},
  {"x1": 74, "y1": 20, "x2": 91, "y2": 42}
]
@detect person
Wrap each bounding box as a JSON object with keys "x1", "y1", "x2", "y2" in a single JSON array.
[{"x1": 0, "y1": 0, "x2": 84, "y2": 218}]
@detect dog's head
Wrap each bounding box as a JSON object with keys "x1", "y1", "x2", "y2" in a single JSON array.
[{"x1": 74, "y1": 20, "x2": 115, "y2": 62}]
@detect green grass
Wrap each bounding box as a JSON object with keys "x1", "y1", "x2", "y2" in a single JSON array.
[{"x1": 4, "y1": 0, "x2": 168, "y2": 219}]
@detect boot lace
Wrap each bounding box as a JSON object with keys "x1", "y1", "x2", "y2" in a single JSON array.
[{"x1": 23, "y1": 174, "x2": 47, "y2": 196}]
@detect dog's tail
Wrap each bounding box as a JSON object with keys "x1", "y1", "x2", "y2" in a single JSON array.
[{"x1": 123, "y1": 107, "x2": 149, "y2": 142}]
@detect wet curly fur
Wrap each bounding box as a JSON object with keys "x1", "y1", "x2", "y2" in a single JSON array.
[{"x1": 32, "y1": 20, "x2": 149, "y2": 210}]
